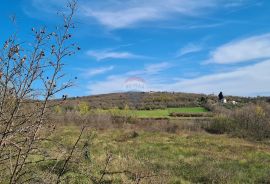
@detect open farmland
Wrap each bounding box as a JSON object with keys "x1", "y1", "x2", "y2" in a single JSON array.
[
  {"x1": 92, "y1": 107, "x2": 209, "y2": 118},
  {"x1": 132, "y1": 107, "x2": 209, "y2": 118},
  {"x1": 2, "y1": 1, "x2": 270, "y2": 183},
  {"x1": 33, "y1": 125, "x2": 270, "y2": 184}
]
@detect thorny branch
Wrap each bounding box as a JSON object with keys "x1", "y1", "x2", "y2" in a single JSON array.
[{"x1": 0, "y1": 1, "x2": 80, "y2": 183}]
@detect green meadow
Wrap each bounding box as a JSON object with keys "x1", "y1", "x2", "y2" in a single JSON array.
[
  {"x1": 133, "y1": 107, "x2": 208, "y2": 118},
  {"x1": 93, "y1": 107, "x2": 208, "y2": 118}
]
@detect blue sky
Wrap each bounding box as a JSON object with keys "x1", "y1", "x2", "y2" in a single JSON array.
[{"x1": 1, "y1": 0, "x2": 270, "y2": 97}]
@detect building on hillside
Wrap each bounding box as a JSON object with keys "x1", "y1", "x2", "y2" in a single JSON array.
[{"x1": 232, "y1": 100, "x2": 237, "y2": 105}]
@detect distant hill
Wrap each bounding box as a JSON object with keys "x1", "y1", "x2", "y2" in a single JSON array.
[{"x1": 58, "y1": 92, "x2": 255, "y2": 110}]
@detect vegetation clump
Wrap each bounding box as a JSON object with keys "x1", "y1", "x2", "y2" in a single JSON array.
[{"x1": 206, "y1": 103, "x2": 270, "y2": 140}]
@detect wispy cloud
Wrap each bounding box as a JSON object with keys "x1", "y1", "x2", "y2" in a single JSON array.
[
  {"x1": 24, "y1": 0, "x2": 256, "y2": 30},
  {"x1": 82, "y1": 0, "x2": 219, "y2": 29},
  {"x1": 169, "y1": 59, "x2": 270, "y2": 96},
  {"x1": 177, "y1": 43, "x2": 203, "y2": 57},
  {"x1": 87, "y1": 62, "x2": 172, "y2": 94},
  {"x1": 81, "y1": 66, "x2": 114, "y2": 77},
  {"x1": 127, "y1": 62, "x2": 172, "y2": 75},
  {"x1": 206, "y1": 33, "x2": 270, "y2": 64},
  {"x1": 22, "y1": 0, "x2": 68, "y2": 19},
  {"x1": 145, "y1": 62, "x2": 171, "y2": 74},
  {"x1": 86, "y1": 50, "x2": 144, "y2": 61},
  {"x1": 88, "y1": 60, "x2": 270, "y2": 96},
  {"x1": 224, "y1": 1, "x2": 247, "y2": 8},
  {"x1": 85, "y1": 7, "x2": 161, "y2": 29}
]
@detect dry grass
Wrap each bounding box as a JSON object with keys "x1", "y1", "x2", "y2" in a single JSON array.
[
  {"x1": 34, "y1": 125, "x2": 270, "y2": 183},
  {"x1": 206, "y1": 103, "x2": 270, "y2": 140}
]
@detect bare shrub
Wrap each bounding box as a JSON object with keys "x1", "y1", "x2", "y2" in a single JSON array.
[
  {"x1": 206, "y1": 103, "x2": 270, "y2": 140},
  {"x1": 115, "y1": 131, "x2": 139, "y2": 142},
  {"x1": 170, "y1": 112, "x2": 213, "y2": 117},
  {"x1": 205, "y1": 114, "x2": 234, "y2": 134},
  {"x1": 0, "y1": 1, "x2": 80, "y2": 183},
  {"x1": 54, "y1": 110, "x2": 115, "y2": 130},
  {"x1": 165, "y1": 124, "x2": 179, "y2": 133},
  {"x1": 172, "y1": 118, "x2": 209, "y2": 132},
  {"x1": 231, "y1": 103, "x2": 270, "y2": 140},
  {"x1": 130, "y1": 118, "x2": 179, "y2": 133},
  {"x1": 203, "y1": 100, "x2": 230, "y2": 114}
]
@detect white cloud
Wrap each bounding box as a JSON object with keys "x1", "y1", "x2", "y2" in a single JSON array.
[
  {"x1": 87, "y1": 60, "x2": 270, "y2": 96},
  {"x1": 154, "y1": 22, "x2": 226, "y2": 30},
  {"x1": 224, "y1": 2, "x2": 245, "y2": 8},
  {"x1": 168, "y1": 60, "x2": 270, "y2": 96},
  {"x1": 177, "y1": 43, "x2": 203, "y2": 57},
  {"x1": 207, "y1": 33, "x2": 270, "y2": 64},
  {"x1": 82, "y1": 0, "x2": 217, "y2": 29},
  {"x1": 87, "y1": 62, "x2": 172, "y2": 94},
  {"x1": 82, "y1": 66, "x2": 114, "y2": 77},
  {"x1": 145, "y1": 62, "x2": 171, "y2": 73},
  {"x1": 25, "y1": 0, "x2": 253, "y2": 29},
  {"x1": 88, "y1": 75, "x2": 167, "y2": 95},
  {"x1": 23, "y1": 0, "x2": 68, "y2": 19},
  {"x1": 127, "y1": 62, "x2": 172, "y2": 75},
  {"x1": 86, "y1": 50, "x2": 143, "y2": 61},
  {"x1": 86, "y1": 7, "x2": 161, "y2": 29},
  {"x1": 87, "y1": 76, "x2": 127, "y2": 94}
]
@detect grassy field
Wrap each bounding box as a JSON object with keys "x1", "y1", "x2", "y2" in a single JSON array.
[
  {"x1": 94, "y1": 107, "x2": 208, "y2": 118},
  {"x1": 38, "y1": 125, "x2": 270, "y2": 183},
  {"x1": 133, "y1": 107, "x2": 208, "y2": 118}
]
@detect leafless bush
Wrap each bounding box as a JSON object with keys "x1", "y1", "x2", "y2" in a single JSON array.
[
  {"x1": 203, "y1": 100, "x2": 230, "y2": 114},
  {"x1": 232, "y1": 103, "x2": 270, "y2": 140},
  {"x1": 172, "y1": 118, "x2": 209, "y2": 132},
  {"x1": 0, "y1": 1, "x2": 80, "y2": 183},
  {"x1": 115, "y1": 131, "x2": 139, "y2": 142},
  {"x1": 170, "y1": 112, "x2": 213, "y2": 117},
  {"x1": 205, "y1": 114, "x2": 234, "y2": 134},
  {"x1": 129, "y1": 118, "x2": 177, "y2": 133},
  {"x1": 206, "y1": 103, "x2": 270, "y2": 140}
]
